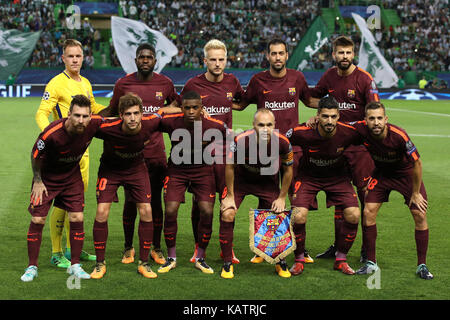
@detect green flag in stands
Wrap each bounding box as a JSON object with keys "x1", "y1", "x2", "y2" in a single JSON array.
[
  {"x1": 0, "y1": 28, "x2": 41, "y2": 81},
  {"x1": 287, "y1": 16, "x2": 330, "y2": 71}
]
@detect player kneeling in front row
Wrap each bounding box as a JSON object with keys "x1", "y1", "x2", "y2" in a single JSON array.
[
  {"x1": 351, "y1": 102, "x2": 433, "y2": 279},
  {"x1": 220, "y1": 109, "x2": 294, "y2": 279},
  {"x1": 287, "y1": 97, "x2": 362, "y2": 275},
  {"x1": 90, "y1": 94, "x2": 161, "y2": 279},
  {"x1": 22, "y1": 95, "x2": 104, "y2": 282}
]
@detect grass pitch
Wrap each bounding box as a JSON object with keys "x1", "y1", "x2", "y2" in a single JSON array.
[{"x1": 0, "y1": 97, "x2": 449, "y2": 302}]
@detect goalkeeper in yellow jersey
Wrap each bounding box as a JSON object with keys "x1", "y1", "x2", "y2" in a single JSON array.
[{"x1": 36, "y1": 39, "x2": 106, "y2": 268}]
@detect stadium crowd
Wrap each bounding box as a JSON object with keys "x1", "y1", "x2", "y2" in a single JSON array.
[{"x1": 1, "y1": 0, "x2": 448, "y2": 74}]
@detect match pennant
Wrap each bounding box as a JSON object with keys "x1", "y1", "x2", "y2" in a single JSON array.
[{"x1": 249, "y1": 209, "x2": 296, "y2": 264}]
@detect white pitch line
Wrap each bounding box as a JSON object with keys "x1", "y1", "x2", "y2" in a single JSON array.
[
  {"x1": 409, "y1": 134, "x2": 450, "y2": 138},
  {"x1": 233, "y1": 124, "x2": 450, "y2": 138},
  {"x1": 386, "y1": 108, "x2": 450, "y2": 117}
]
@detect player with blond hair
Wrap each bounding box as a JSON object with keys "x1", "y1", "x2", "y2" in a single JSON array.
[{"x1": 181, "y1": 39, "x2": 244, "y2": 264}]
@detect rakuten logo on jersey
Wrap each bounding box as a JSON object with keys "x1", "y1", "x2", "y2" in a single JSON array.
[
  {"x1": 143, "y1": 105, "x2": 160, "y2": 114},
  {"x1": 264, "y1": 101, "x2": 295, "y2": 111},
  {"x1": 338, "y1": 102, "x2": 356, "y2": 110},
  {"x1": 203, "y1": 106, "x2": 230, "y2": 115}
]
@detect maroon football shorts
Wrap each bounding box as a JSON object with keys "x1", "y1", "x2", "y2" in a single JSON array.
[
  {"x1": 164, "y1": 165, "x2": 216, "y2": 203},
  {"x1": 291, "y1": 175, "x2": 359, "y2": 210},
  {"x1": 344, "y1": 145, "x2": 375, "y2": 189},
  {"x1": 364, "y1": 174, "x2": 428, "y2": 211},
  {"x1": 287, "y1": 149, "x2": 302, "y2": 194},
  {"x1": 28, "y1": 175, "x2": 85, "y2": 217},
  {"x1": 232, "y1": 177, "x2": 280, "y2": 210},
  {"x1": 214, "y1": 162, "x2": 226, "y2": 196},
  {"x1": 96, "y1": 162, "x2": 151, "y2": 204}
]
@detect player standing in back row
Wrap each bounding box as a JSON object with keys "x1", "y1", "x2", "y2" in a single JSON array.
[
  {"x1": 35, "y1": 39, "x2": 105, "y2": 268},
  {"x1": 309, "y1": 36, "x2": 379, "y2": 262},
  {"x1": 100, "y1": 43, "x2": 180, "y2": 266},
  {"x1": 181, "y1": 39, "x2": 244, "y2": 264},
  {"x1": 233, "y1": 38, "x2": 317, "y2": 264}
]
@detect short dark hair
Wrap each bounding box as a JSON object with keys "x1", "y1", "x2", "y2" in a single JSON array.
[
  {"x1": 136, "y1": 43, "x2": 156, "y2": 57},
  {"x1": 365, "y1": 101, "x2": 385, "y2": 115},
  {"x1": 318, "y1": 96, "x2": 339, "y2": 112},
  {"x1": 182, "y1": 91, "x2": 201, "y2": 102},
  {"x1": 267, "y1": 38, "x2": 288, "y2": 53},
  {"x1": 119, "y1": 93, "x2": 143, "y2": 114},
  {"x1": 332, "y1": 35, "x2": 354, "y2": 52},
  {"x1": 70, "y1": 95, "x2": 91, "y2": 112}
]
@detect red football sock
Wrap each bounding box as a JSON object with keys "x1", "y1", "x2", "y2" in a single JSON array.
[
  {"x1": 151, "y1": 206, "x2": 163, "y2": 249},
  {"x1": 337, "y1": 220, "x2": 358, "y2": 257},
  {"x1": 191, "y1": 200, "x2": 200, "y2": 244},
  {"x1": 219, "y1": 220, "x2": 234, "y2": 263},
  {"x1": 163, "y1": 214, "x2": 177, "y2": 251},
  {"x1": 363, "y1": 224, "x2": 377, "y2": 263},
  {"x1": 197, "y1": 213, "x2": 213, "y2": 253},
  {"x1": 334, "y1": 207, "x2": 344, "y2": 245},
  {"x1": 27, "y1": 222, "x2": 44, "y2": 267},
  {"x1": 69, "y1": 221, "x2": 84, "y2": 265},
  {"x1": 122, "y1": 201, "x2": 137, "y2": 249},
  {"x1": 138, "y1": 220, "x2": 153, "y2": 262},
  {"x1": 293, "y1": 223, "x2": 306, "y2": 260},
  {"x1": 93, "y1": 220, "x2": 108, "y2": 263},
  {"x1": 415, "y1": 229, "x2": 429, "y2": 265}
]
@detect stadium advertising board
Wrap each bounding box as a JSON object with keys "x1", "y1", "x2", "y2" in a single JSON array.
[{"x1": 2, "y1": 84, "x2": 449, "y2": 100}]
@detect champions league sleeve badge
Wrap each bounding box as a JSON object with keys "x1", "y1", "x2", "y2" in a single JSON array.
[{"x1": 249, "y1": 209, "x2": 296, "y2": 264}]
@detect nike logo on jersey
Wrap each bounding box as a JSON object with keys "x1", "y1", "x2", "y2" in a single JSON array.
[
  {"x1": 328, "y1": 89, "x2": 335, "y2": 93},
  {"x1": 263, "y1": 90, "x2": 272, "y2": 94},
  {"x1": 200, "y1": 95, "x2": 209, "y2": 99}
]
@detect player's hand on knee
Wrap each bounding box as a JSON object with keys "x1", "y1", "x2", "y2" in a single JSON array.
[
  {"x1": 409, "y1": 192, "x2": 428, "y2": 214},
  {"x1": 220, "y1": 195, "x2": 236, "y2": 212},
  {"x1": 31, "y1": 180, "x2": 47, "y2": 206}
]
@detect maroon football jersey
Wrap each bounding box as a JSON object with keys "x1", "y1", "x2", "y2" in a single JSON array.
[
  {"x1": 229, "y1": 129, "x2": 294, "y2": 185},
  {"x1": 288, "y1": 122, "x2": 361, "y2": 178},
  {"x1": 160, "y1": 113, "x2": 228, "y2": 167},
  {"x1": 108, "y1": 72, "x2": 179, "y2": 160},
  {"x1": 32, "y1": 116, "x2": 104, "y2": 184},
  {"x1": 352, "y1": 121, "x2": 420, "y2": 177},
  {"x1": 310, "y1": 66, "x2": 380, "y2": 123},
  {"x1": 95, "y1": 114, "x2": 161, "y2": 171},
  {"x1": 181, "y1": 73, "x2": 244, "y2": 129},
  {"x1": 241, "y1": 69, "x2": 311, "y2": 136}
]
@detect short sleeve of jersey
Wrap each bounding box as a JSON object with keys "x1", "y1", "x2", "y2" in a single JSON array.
[
  {"x1": 277, "y1": 133, "x2": 294, "y2": 166},
  {"x1": 241, "y1": 75, "x2": 258, "y2": 105},
  {"x1": 143, "y1": 113, "x2": 162, "y2": 133},
  {"x1": 358, "y1": 68, "x2": 380, "y2": 103},
  {"x1": 396, "y1": 129, "x2": 420, "y2": 161},
  {"x1": 309, "y1": 71, "x2": 329, "y2": 98},
  {"x1": 296, "y1": 72, "x2": 311, "y2": 106}
]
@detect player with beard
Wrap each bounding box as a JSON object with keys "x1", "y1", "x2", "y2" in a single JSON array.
[
  {"x1": 309, "y1": 36, "x2": 379, "y2": 262},
  {"x1": 233, "y1": 38, "x2": 318, "y2": 264},
  {"x1": 22, "y1": 95, "x2": 104, "y2": 282},
  {"x1": 100, "y1": 44, "x2": 179, "y2": 266},
  {"x1": 351, "y1": 102, "x2": 432, "y2": 280},
  {"x1": 287, "y1": 97, "x2": 362, "y2": 276},
  {"x1": 181, "y1": 39, "x2": 244, "y2": 264}
]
